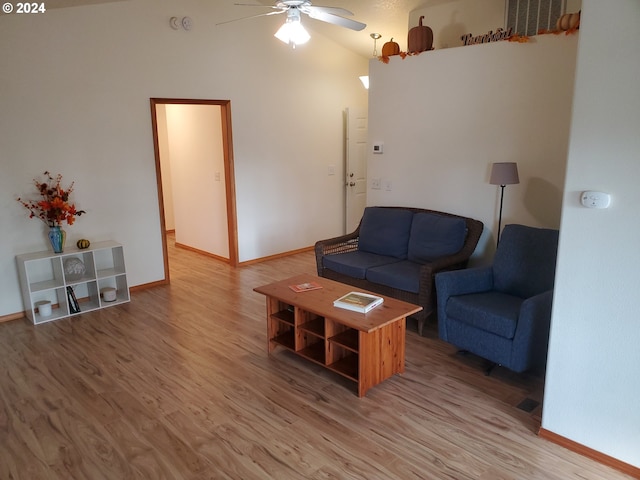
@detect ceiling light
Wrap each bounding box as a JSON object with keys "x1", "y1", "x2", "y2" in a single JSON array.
[{"x1": 274, "y1": 9, "x2": 310, "y2": 47}]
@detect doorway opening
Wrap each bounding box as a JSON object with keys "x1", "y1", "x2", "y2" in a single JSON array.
[{"x1": 150, "y1": 98, "x2": 239, "y2": 284}]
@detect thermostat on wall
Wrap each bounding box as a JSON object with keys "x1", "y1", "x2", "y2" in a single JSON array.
[
  {"x1": 372, "y1": 143, "x2": 383, "y2": 154},
  {"x1": 581, "y1": 191, "x2": 611, "y2": 209}
]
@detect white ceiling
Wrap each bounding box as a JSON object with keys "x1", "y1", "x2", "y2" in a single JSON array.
[{"x1": 42, "y1": 0, "x2": 452, "y2": 59}]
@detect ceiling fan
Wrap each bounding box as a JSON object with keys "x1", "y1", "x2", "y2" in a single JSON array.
[{"x1": 219, "y1": 1, "x2": 366, "y2": 47}]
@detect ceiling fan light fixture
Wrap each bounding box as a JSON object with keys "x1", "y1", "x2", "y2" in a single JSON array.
[{"x1": 274, "y1": 10, "x2": 310, "y2": 47}]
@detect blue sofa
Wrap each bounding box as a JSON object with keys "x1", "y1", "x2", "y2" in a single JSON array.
[
  {"x1": 315, "y1": 206, "x2": 483, "y2": 334},
  {"x1": 435, "y1": 224, "x2": 559, "y2": 373}
]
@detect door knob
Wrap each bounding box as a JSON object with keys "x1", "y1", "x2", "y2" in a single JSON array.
[
  {"x1": 349, "y1": 182, "x2": 356, "y2": 187},
  {"x1": 349, "y1": 173, "x2": 354, "y2": 177}
]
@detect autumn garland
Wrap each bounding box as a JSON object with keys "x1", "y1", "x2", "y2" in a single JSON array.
[
  {"x1": 377, "y1": 28, "x2": 578, "y2": 63},
  {"x1": 17, "y1": 171, "x2": 85, "y2": 227}
]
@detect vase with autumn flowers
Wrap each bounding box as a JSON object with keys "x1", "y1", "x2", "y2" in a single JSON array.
[{"x1": 17, "y1": 171, "x2": 85, "y2": 253}]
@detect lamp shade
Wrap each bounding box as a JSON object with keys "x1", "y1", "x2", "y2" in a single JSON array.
[{"x1": 489, "y1": 162, "x2": 519, "y2": 186}]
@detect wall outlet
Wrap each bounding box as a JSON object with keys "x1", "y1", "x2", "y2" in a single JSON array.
[
  {"x1": 384, "y1": 180, "x2": 392, "y2": 191},
  {"x1": 371, "y1": 178, "x2": 381, "y2": 190}
]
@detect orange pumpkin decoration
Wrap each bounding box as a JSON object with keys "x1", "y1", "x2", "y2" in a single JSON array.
[
  {"x1": 556, "y1": 11, "x2": 580, "y2": 31},
  {"x1": 381, "y1": 38, "x2": 400, "y2": 56},
  {"x1": 568, "y1": 11, "x2": 581, "y2": 30},
  {"x1": 408, "y1": 16, "x2": 433, "y2": 54}
]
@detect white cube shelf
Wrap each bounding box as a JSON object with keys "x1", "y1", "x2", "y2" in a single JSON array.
[{"x1": 16, "y1": 240, "x2": 130, "y2": 325}]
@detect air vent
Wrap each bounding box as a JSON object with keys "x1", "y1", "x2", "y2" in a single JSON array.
[{"x1": 506, "y1": 0, "x2": 563, "y2": 36}]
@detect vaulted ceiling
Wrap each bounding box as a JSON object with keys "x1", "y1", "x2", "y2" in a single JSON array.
[{"x1": 42, "y1": 0, "x2": 450, "y2": 58}]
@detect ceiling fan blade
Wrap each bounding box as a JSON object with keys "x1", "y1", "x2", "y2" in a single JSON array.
[
  {"x1": 305, "y1": 5, "x2": 354, "y2": 17},
  {"x1": 216, "y1": 10, "x2": 285, "y2": 26},
  {"x1": 306, "y1": 10, "x2": 366, "y2": 31},
  {"x1": 233, "y1": 2, "x2": 280, "y2": 8}
]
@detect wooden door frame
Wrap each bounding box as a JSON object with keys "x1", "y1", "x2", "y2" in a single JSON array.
[{"x1": 150, "y1": 98, "x2": 239, "y2": 283}]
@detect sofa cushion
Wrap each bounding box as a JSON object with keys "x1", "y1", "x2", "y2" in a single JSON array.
[
  {"x1": 358, "y1": 207, "x2": 414, "y2": 258},
  {"x1": 445, "y1": 291, "x2": 523, "y2": 339},
  {"x1": 408, "y1": 213, "x2": 467, "y2": 263},
  {"x1": 322, "y1": 251, "x2": 400, "y2": 279},
  {"x1": 366, "y1": 260, "x2": 422, "y2": 294}
]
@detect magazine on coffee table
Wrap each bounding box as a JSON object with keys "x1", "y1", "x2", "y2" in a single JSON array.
[
  {"x1": 333, "y1": 291, "x2": 384, "y2": 313},
  {"x1": 289, "y1": 281, "x2": 323, "y2": 293}
]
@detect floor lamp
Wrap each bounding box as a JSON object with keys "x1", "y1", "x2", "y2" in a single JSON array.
[{"x1": 489, "y1": 162, "x2": 519, "y2": 247}]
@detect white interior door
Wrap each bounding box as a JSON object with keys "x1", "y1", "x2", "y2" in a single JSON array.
[{"x1": 345, "y1": 107, "x2": 368, "y2": 233}]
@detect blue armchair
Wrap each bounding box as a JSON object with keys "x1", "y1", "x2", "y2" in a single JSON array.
[{"x1": 435, "y1": 224, "x2": 559, "y2": 373}]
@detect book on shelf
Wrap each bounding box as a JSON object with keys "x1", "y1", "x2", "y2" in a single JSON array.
[
  {"x1": 333, "y1": 291, "x2": 384, "y2": 313},
  {"x1": 66, "y1": 286, "x2": 80, "y2": 313},
  {"x1": 289, "y1": 281, "x2": 323, "y2": 293}
]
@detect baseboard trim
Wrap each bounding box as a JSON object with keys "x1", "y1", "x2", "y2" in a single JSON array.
[
  {"x1": 539, "y1": 427, "x2": 640, "y2": 478},
  {"x1": 129, "y1": 279, "x2": 168, "y2": 292},
  {"x1": 174, "y1": 242, "x2": 230, "y2": 263},
  {"x1": 238, "y1": 246, "x2": 314, "y2": 266},
  {"x1": 0, "y1": 311, "x2": 27, "y2": 323}
]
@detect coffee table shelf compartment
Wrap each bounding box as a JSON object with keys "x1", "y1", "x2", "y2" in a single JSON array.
[
  {"x1": 268, "y1": 299, "x2": 295, "y2": 350},
  {"x1": 329, "y1": 328, "x2": 359, "y2": 353},
  {"x1": 299, "y1": 311, "x2": 325, "y2": 338},
  {"x1": 296, "y1": 309, "x2": 326, "y2": 364},
  {"x1": 272, "y1": 331, "x2": 296, "y2": 350},
  {"x1": 270, "y1": 300, "x2": 295, "y2": 326},
  {"x1": 328, "y1": 353, "x2": 359, "y2": 382},
  {"x1": 298, "y1": 340, "x2": 326, "y2": 365}
]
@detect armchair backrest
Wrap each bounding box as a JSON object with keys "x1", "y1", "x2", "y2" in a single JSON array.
[{"x1": 493, "y1": 224, "x2": 559, "y2": 298}]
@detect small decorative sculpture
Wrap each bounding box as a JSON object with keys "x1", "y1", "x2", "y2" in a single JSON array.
[{"x1": 64, "y1": 257, "x2": 86, "y2": 281}]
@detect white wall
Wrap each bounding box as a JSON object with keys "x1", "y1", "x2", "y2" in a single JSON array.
[
  {"x1": 567, "y1": 0, "x2": 583, "y2": 14},
  {"x1": 0, "y1": 0, "x2": 367, "y2": 317},
  {"x1": 543, "y1": 0, "x2": 640, "y2": 468},
  {"x1": 164, "y1": 104, "x2": 228, "y2": 258},
  {"x1": 368, "y1": 34, "x2": 577, "y2": 264}
]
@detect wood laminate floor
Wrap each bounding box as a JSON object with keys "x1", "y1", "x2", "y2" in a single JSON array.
[{"x1": 0, "y1": 237, "x2": 633, "y2": 479}]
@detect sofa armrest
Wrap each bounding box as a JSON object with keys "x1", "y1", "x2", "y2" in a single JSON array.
[
  {"x1": 435, "y1": 266, "x2": 494, "y2": 341},
  {"x1": 511, "y1": 290, "x2": 554, "y2": 372},
  {"x1": 314, "y1": 230, "x2": 360, "y2": 275},
  {"x1": 435, "y1": 266, "x2": 494, "y2": 298}
]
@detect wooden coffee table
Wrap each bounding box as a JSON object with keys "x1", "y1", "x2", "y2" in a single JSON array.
[{"x1": 254, "y1": 274, "x2": 422, "y2": 397}]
